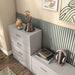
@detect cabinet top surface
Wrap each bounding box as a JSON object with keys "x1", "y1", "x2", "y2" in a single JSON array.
[{"x1": 8, "y1": 23, "x2": 42, "y2": 36}]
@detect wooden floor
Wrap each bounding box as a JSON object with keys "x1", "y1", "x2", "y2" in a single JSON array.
[{"x1": 0, "y1": 51, "x2": 34, "y2": 75}]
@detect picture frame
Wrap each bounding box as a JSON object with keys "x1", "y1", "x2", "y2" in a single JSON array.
[
  {"x1": 43, "y1": 0, "x2": 58, "y2": 11},
  {"x1": 59, "y1": 0, "x2": 75, "y2": 24}
]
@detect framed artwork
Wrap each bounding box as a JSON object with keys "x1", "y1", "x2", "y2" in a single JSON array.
[
  {"x1": 60, "y1": 0, "x2": 75, "y2": 24},
  {"x1": 43, "y1": 0, "x2": 58, "y2": 11}
]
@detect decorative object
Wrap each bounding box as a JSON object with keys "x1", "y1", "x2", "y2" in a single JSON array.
[
  {"x1": 60, "y1": 0, "x2": 75, "y2": 24},
  {"x1": 24, "y1": 10, "x2": 34, "y2": 32},
  {"x1": 43, "y1": 0, "x2": 58, "y2": 11},
  {"x1": 37, "y1": 48, "x2": 53, "y2": 59},
  {"x1": 35, "y1": 48, "x2": 54, "y2": 64},
  {"x1": 0, "y1": 67, "x2": 16, "y2": 75},
  {"x1": 16, "y1": 17, "x2": 23, "y2": 30},
  {"x1": 55, "y1": 50, "x2": 67, "y2": 64}
]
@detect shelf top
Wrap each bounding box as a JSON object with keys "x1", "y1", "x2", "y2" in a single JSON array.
[{"x1": 8, "y1": 23, "x2": 42, "y2": 36}]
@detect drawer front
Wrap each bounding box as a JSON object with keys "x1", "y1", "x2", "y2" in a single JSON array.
[
  {"x1": 14, "y1": 33, "x2": 24, "y2": 41},
  {"x1": 16, "y1": 41, "x2": 30, "y2": 53},
  {"x1": 32, "y1": 60, "x2": 48, "y2": 75},
  {"x1": 32, "y1": 57, "x2": 58, "y2": 75},
  {"x1": 11, "y1": 39, "x2": 30, "y2": 54},
  {"x1": 19, "y1": 53, "x2": 31, "y2": 70},
  {"x1": 9, "y1": 29, "x2": 29, "y2": 43},
  {"x1": 12, "y1": 46, "x2": 24, "y2": 60},
  {"x1": 10, "y1": 33, "x2": 25, "y2": 42},
  {"x1": 12, "y1": 46, "x2": 31, "y2": 69},
  {"x1": 24, "y1": 53, "x2": 31, "y2": 67},
  {"x1": 32, "y1": 66, "x2": 48, "y2": 75}
]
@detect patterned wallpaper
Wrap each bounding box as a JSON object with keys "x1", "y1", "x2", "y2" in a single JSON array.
[{"x1": 16, "y1": 13, "x2": 75, "y2": 66}]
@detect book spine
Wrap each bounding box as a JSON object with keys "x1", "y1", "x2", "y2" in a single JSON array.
[
  {"x1": 48, "y1": 57, "x2": 54, "y2": 64},
  {"x1": 38, "y1": 53, "x2": 47, "y2": 59}
]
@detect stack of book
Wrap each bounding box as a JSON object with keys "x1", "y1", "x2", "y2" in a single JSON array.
[{"x1": 35, "y1": 48, "x2": 55, "y2": 64}]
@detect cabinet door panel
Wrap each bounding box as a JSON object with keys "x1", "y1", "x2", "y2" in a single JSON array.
[
  {"x1": 24, "y1": 53, "x2": 30, "y2": 67},
  {"x1": 12, "y1": 46, "x2": 31, "y2": 70},
  {"x1": 11, "y1": 38, "x2": 30, "y2": 54},
  {"x1": 32, "y1": 66, "x2": 48, "y2": 75},
  {"x1": 16, "y1": 41, "x2": 30, "y2": 53},
  {"x1": 32, "y1": 57, "x2": 58, "y2": 75},
  {"x1": 32, "y1": 57, "x2": 48, "y2": 75},
  {"x1": 12, "y1": 47, "x2": 23, "y2": 59}
]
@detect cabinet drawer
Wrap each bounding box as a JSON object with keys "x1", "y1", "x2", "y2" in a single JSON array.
[
  {"x1": 12, "y1": 46, "x2": 24, "y2": 60},
  {"x1": 12, "y1": 46, "x2": 31, "y2": 69},
  {"x1": 11, "y1": 40, "x2": 30, "y2": 54},
  {"x1": 18, "y1": 53, "x2": 31, "y2": 70},
  {"x1": 32, "y1": 60, "x2": 48, "y2": 75},
  {"x1": 24, "y1": 53, "x2": 31, "y2": 67},
  {"x1": 10, "y1": 33, "x2": 24, "y2": 42},
  {"x1": 10, "y1": 30, "x2": 28, "y2": 43},
  {"x1": 32, "y1": 57, "x2": 58, "y2": 75},
  {"x1": 16, "y1": 41, "x2": 30, "y2": 53},
  {"x1": 14, "y1": 33, "x2": 24, "y2": 40},
  {"x1": 32, "y1": 66, "x2": 47, "y2": 75}
]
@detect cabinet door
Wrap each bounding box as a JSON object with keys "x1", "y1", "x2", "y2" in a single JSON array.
[
  {"x1": 9, "y1": 26, "x2": 28, "y2": 43},
  {"x1": 12, "y1": 46, "x2": 24, "y2": 61},
  {"x1": 18, "y1": 52, "x2": 31, "y2": 70},
  {"x1": 32, "y1": 57, "x2": 48, "y2": 75},
  {"x1": 23, "y1": 53, "x2": 31, "y2": 70},
  {"x1": 10, "y1": 31, "x2": 25, "y2": 43},
  {"x1": 32, "y1": 57, "x2": 58, "y2": 75},
  {"x1": 11, "y1": 38, "x2": 30, "y2": 54},
  {"x1": 12, "y1": 46, "x2": 31, "y2": 70}
]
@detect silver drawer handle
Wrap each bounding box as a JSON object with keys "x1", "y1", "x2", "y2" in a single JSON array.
[
  {"x1": 17, "y1": 43, "x2": 22, "y2": 46},
  {"x1": 16, "y1": 34, "x2": 21, "y2": 38},
  {"x1": 18, "y1": 52, "x2": 23, "y2": 56},
  {"x1": 40, "y1": 67, "x2": 47, "y2": 72}
]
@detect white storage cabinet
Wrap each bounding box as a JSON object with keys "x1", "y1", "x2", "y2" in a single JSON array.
[
  {"x1": 8, "y1": 23, "x2": 42, "y2": 70},
  {"x1": 31, "y1": 55, "x2": 75, "y2": 75}
]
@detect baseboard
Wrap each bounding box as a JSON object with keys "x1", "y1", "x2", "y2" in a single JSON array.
[{"x1": 0, "y1": 47, "x2": 12, "y2": 56}]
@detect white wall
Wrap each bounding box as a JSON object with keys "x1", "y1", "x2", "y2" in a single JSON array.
[
  {"x1": 0, "y1": 0, "x2": 16, "y2": 51},
  {"x1": 0, "y1": 16, "x2": 7, "y2": 50},
  {"x1": 16, "y1": 0, "x2": 75, "y2": 30}
]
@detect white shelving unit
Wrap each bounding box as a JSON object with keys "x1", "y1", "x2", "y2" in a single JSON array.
[
  {"x1": 31, "y1": 54, "x2": 75, "y2": 75},
  {"x1": 8, "y1": 23, "x2": 42, "y2": 70}
]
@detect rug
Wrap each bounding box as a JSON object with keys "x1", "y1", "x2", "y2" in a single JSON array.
[{"x1": 0, "y1": 67, "x2": 16, "y2": 75}]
